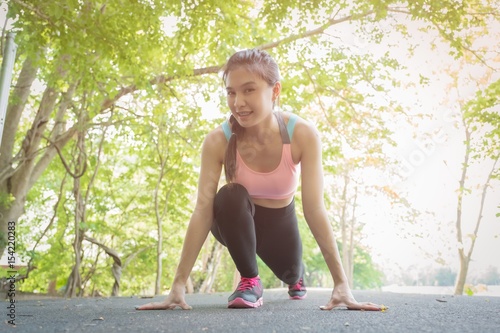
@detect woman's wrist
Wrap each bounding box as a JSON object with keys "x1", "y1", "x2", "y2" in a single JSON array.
[
  {"x1": 171, "y1": 277, "x2": 187, "y2": 292},
  {"x1": 331, "y1": 270, "x2": 349, "y2": 286}
]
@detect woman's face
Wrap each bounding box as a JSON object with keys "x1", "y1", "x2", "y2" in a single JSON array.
[{"x1": 225, "y1": 67, "x2": 279, "y2": 128}]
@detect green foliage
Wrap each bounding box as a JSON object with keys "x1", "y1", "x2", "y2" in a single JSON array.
[
  {"x1": 435, "y1": 267, "x2": 457, "y2": 286},
  {"x1": 0, "y1": 192, "x2": 15, "y2": 209},
  {"x1": 3, "y1": 0, "x2": 496, "y2": 296},
  {"x1": 352, "y1": 247, "x2": 384, "y2": 289},
  {"x1": 464, "y1": 285, "x2": 475, "y2": 296},
  {"x1": 464, "y1": 79, "x2": 500, "y2": 160}
]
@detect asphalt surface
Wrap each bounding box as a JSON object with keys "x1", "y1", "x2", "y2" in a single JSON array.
[{"x1": 3, "y1": 288, "x2": 500, "y2": 333}]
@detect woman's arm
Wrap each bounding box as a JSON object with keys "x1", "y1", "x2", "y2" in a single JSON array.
[
  {"x1": 136, "y1": 129, "x2": 224, "y2": 310},
  {"x1": 171, "y1": 130, "x2": 224, "y2": 288},
  {"x1": 296, "y1": 121, "x2": 348, "y2": 284},
  {"x1": 296, "y1": 120, "x2": 382, "y2": 311}
]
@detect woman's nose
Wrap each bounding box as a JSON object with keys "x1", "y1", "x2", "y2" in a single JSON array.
[{"x1": 233, "y1": 94, "x2": 245, "y2": 107}]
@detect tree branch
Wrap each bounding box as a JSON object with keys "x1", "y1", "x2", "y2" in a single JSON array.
[
  {"x1": 84, "y1": 235, "x2": 122, "y2": 296},
  {"x1": 0, "y1": 58, "x2": 38, "y2": 176},
  {"x1": 466, "y1": 155, "x2": 499, "y2": 260},
  {"x1": 29, "y1": 126, "x2": 78, "y2": 189},
  {"x1": 83, "y1": 108, "x2": 112, "y2": 206},
  {"x1": 11, "y1": 0, "x2": 51, "y2": 21},
  {"x1": 123, "y1": 245, "x2": 155, "y2": 269},
  {"x1": 99, "y1": 10, "x2": 378, "y2": 113},
  {"x1": 456, "y1": 118, "x2": 471, "y2": 261},
  {"x1": 24, "y1": 173, "x2": 68, "y2": 280},
  {"x1": 256, "y1": 10, "x2": 376, "y2": 51},
  {"x1": 386, "y1": 7, "x2": 493, "y2": 68}
]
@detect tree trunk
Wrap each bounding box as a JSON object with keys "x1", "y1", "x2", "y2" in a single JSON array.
[
  {"x1": 0, "y1": 57, "x2": 44, "y2": 256},
  {"x1": 454, "y1": 251, "x2": 470, "y2": 295},
  {"x1": 348, "y1": 187, "x2": 358, "y2": 289},
  {"x1": 153, "y1": 132, "x2": 170, "y2": 295},
  {"x1": 0, "y1": 58, "x2": 38, "y2": 173},
  {"x1": 453, "y1": 120, "x2": 471, "y2": 295},
  {"x1": 199, "y1": 242, "x2": 224, "y2": 293},
  {"x1": 0, "y1": 85, "x2": 59, "y2": 255},
  {"x1": 339, "y1": 174, "x2": 353, "y2": 287},
  {"x1": 154, "y1": 168, "x2": 165, "y2": 295},
  {"x1": 64, "y1": 118, "x2": 87, "y2": 298},
  {"x1": 153, "y1": 131, "x2": 180, "y2": 295},
  {"x1": 84, "y1": 236, "x2": 122, "y2": 296},
  {"x1": 48, "y1": 279, "x2": 57, "y2": 296},
  {"x1": 64, "y1": 189, "x2": 84, "y2": 297},
  {"x1": 0, "y1": 63, "x2": 78, "y2": 258},
  {"x1": 454, "y1": 153, "x2": 498, "y2": 295}
]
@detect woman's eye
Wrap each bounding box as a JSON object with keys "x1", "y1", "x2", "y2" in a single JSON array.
[
  {"x1": 244, "y1": 88, "x2": 255, "y2": 93},
  {"x1": 227, "y1": 91, "x2": 235, "y2": 96}
]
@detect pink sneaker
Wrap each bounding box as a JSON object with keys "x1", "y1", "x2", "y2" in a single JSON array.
[
  {"x1": 228, "y1": 276, "x2": 263, "y2": 308},
  {"x1": 288, "y1": 278, "x2": 307, "y2": 300}
]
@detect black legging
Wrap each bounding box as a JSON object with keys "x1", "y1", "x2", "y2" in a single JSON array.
[{"x1": 211, "y1": 183, "x2": 304, "y2": 285}]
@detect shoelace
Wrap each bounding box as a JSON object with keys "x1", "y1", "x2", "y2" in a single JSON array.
[
  {"x1": 290, "y1": 279, "x2": 304, "y2": 291},
  {"x1": 237, "y1": 277, "x2": 259, "y2": 291}
]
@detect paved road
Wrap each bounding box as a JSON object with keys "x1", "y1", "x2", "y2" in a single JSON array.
[{"x1": 3, "y1": 288, "x2": 500, "y2": 332}]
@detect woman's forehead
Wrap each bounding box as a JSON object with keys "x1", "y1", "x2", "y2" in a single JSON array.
[{"x1": 225, "y1": 67, "x2": 266, "y2": 88}]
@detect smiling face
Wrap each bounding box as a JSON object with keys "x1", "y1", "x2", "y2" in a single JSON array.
[{"x1": 225, "y1": 67, "x2": 281, "y2": 128}]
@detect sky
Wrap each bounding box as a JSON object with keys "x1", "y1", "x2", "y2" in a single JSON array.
[{"x1": 336, "y1": 16, "x2": 500, "y2": 282}]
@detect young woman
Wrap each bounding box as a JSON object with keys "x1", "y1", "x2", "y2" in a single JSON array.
[{"x1": 136, "y1": 49, "x2": 382, "y2": 311}]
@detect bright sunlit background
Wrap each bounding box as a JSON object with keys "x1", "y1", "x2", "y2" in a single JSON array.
[
  {"x1": 1, "y1": 2, "x2": 498, "y2": 296},
  {"x1": 198, "y1": 14, "x2": 500, "y2": 294},
  {"x1": 327, "y1": 15, "x2": 500, "y2": 293}
]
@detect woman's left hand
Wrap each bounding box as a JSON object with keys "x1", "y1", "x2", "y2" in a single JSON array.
[{"x1": 319, "y1": 283, "x2": 386, "y2": 311}]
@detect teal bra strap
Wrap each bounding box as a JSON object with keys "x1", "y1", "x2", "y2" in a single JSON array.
[
  {"x1": 287, "y1": 113, "x2": 298, "y2": 141},
  {"x1": 222, "y1": 114, "x2": 297, "y2": 142},
  {"x1": 222, "y1": 120, "x2": 232, "y2": 141}
]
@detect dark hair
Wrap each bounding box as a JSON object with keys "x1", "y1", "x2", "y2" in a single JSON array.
[{"x1": 222, "y1": 49, "x2": 281, "y2": 183}]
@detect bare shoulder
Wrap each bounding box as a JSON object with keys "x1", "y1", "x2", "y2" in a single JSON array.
[
  {"x1": 202, "y1": 125, "x2": 227, "y2": 164},
  {"x1": 284, "y1": 112, "x2": 320, "y2": 144},
  {"x1": 283, "y1": 112, "x2": 321, "y2": 163},
  {"x1": 204, "y1": 125, "x2": 227, "y2": 146}
]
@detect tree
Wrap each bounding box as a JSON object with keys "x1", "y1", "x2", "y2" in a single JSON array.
[
  {"x1": 1, "y1": 0, "x2": 497, "y2": 296},
  {"x1": 453, "y1": 78, "x2": 499, "y2": 295},
  {"x1": 435, "y1": 267, "x2": 457, "y2": 286},
  {"x1": 477, "y1": 266, "x2": 500, "y2": 285}
]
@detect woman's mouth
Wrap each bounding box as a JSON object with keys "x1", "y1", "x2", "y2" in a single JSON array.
[{"x1": 236, "y1": 111, "x2": 253, "y2": 118}]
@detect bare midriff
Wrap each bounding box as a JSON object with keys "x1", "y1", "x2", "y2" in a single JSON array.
[{"x1": 252, "y1": 196, "x2": 294, "y2": 209}]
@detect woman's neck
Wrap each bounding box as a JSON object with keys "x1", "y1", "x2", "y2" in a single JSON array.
[{"x1": 241, "y1": 112, "x2": 278, "y2": 141}]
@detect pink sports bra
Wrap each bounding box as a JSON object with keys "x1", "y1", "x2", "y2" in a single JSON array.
[{"x1": 222, "y1": 113, "x2": 300, "y2": 200}]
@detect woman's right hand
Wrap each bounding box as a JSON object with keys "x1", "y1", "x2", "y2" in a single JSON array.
[{"x1": 135, "y1": 288, "x2": 192, "y2": 310}]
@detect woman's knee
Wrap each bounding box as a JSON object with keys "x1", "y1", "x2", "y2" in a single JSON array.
[
  {"x1": 214, "y1": 183, "x2": 254, "y2": 214},
  {"x1": 217, "y1": 183, "x2": 249, "y2": 200},
  {"x1": 277, "y1": 263, "x2": 303, "y2": 285}
]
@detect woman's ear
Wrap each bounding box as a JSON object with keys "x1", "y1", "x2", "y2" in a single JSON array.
[{"x1": 273, "y1": 81, "x2": 281, "y2": 100}]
